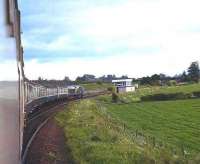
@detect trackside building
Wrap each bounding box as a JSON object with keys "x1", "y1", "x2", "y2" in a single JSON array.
[{"x1": 112, "y1": 79, "x2": 137, "y2": 93}]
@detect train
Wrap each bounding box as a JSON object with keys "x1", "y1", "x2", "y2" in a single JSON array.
[
  {"x1": 24, "y1": 80, "x2": 85, "y2": 115},
  {"x1": 24, "y1": 80, "x2": 84, "y2": 105},
  {"x1": 2, "y1": 1, "x2": 86, "y2": 163},
  {"x1": 3, "y1": 1, "x2": 108, "y2": 163}
]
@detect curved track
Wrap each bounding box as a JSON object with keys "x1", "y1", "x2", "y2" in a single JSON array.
[{"x1": 22, "y1": 91, "x2": 109, "y2": 164}]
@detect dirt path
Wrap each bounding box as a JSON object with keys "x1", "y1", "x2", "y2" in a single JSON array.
[{"x1": 25, "y1": 118, "x2": 72, "y2": 164}]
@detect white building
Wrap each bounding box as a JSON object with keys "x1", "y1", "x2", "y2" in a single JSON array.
[{"x1": 112, "y1": 79, "x2": 137, "y2": 93}]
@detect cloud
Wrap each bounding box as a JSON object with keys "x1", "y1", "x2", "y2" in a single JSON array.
[
  {"x1": 23, "y1": 35, "x2": 76, "y2": 51},
  {"x1": 24, "y1": 51, "x2": 198, "y2": 81},
  {"x1": 19, "y1": 0, "x2": 200, "y2": 79},
  {"x1": 78, "y1": 0, "x2": 200, "y2": 43},
  {"x1": 0, "y1": 5, "x2": 17, "y2": 65}
]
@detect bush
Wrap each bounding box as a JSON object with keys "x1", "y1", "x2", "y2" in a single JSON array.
[
  {"x1": 193, "y1": 91, "x2": 200, "y2": 98},
  {"x1": 112, "y1": 92, "x2": 119, "y2": 103},
  {"x1": 141, "y1": 92, "x2": 192, "y2": 101},
  {"x1": 91, "y1": 135, "x2": 101, "y2": 142},
  {"x1": 107, "y1": 86, "x2": 115, "y2": 92},
  {"x1": 167, "y1": 80, "x2": 177, "y2": 86},
  {"x1": 96, "y1": 81, "x2": 102, "y2": 85}
]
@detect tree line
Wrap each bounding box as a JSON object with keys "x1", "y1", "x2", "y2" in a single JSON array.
[
  {"x1": 36, "y1": 61, "x2": 200, "y2": 86},
  {"x1": 135, "y1": 61, "x2": 200, "y2": 86}
]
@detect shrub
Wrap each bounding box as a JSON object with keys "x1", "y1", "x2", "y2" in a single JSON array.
[
  {"x1": 47, "y1": 151, "x2": 57, "y2": 161},
  {"x1": 91, "y1": 135, "x2": 101, "y2": 142},
  {"x1": 175, "y1": 93, "x2": 192, "y2": 99},
  {"x1": 193, "y1": 91, "x2": 200, "y2": 98},
  {"x1": 107, "y1": 86, "x2": 115, "y2": 92},
  {"x1": 141, "y1": 92, "x2": 192, "y2": 101},
  {"x1": 112, "y1": 92, "x2": 119, "y2": 103},
  {"x1": 167, "y1": 80, "x2": 177, "y2": 86},
  {"x1": 97, "y1": 81, "x2": 102, "y2": 85}
]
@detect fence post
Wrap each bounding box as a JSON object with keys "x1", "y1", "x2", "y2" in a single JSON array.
[
  {"x1": 57, "y1": 87, "x2": 59, "y2": 99},
  {"x1": 152, "y1": 136, "x2": 155, "y2": 147}
]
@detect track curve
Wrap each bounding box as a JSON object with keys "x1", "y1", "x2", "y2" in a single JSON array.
[{"x1": 22, "y1": 91, "x2": 109, "y2": 164}]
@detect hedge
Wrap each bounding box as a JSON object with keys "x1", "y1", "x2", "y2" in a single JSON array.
[
  {"x1": 141, "y1": 92, "x2": 192, "y2": 101},
  {"x1": 193, "y1": 91, "x2": 200, "y2": 98}
]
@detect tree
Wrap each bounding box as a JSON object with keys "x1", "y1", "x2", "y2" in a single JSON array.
[
  {"x1": 132, "y1": 78, "x2": 138, "y2": 83},
  {"x1": 112, "y1": 92, "x2": 119, "y2": 103},
  {"x1": 64, "y1": 76, "x2": 70, "y2": 81},
  {"x1": 38, "y1": 77, "x2": 43, "y2": 81},
  {"x1": 140, "y1": 74, "x2": 161, "y2": 86},
  {"x1": 187, "y1": 61, "x2": 200, "y2": 83},
  {"x1": 75, "y1": 76, "x2": 82, "y2": 83},
  {"x1": 180, "y1": 71, "x2": 188, "y2": 82},
  {"x1": 140, "y1": 76, "x2": 151, "y2": 85},
  {"x1": 121, "y1": 75, "x2": 128, "y2": 79}
]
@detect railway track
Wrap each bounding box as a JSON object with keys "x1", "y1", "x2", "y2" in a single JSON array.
[{"x1": 22, "y1": 91, "x2": 109, "y2": 164}]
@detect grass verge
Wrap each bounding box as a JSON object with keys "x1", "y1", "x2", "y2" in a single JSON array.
[{"x1": 55, "y1": 99, "x2": 200, "y2": 164}]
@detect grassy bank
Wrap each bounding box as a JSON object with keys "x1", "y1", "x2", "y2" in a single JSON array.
[
  {"x1": 55, "y1": 83, "x2": 200, "y2": 163},
  {"x1": 55, "y1": 100, "x2": 200, "y2": 163},
  {"x1": 56, "y1": 100, "x2": 147, "y2": 164}
]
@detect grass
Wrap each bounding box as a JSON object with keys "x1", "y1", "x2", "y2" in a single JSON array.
[
  {"x1": 55, "y1": 101, "x2": 140, "y2": 164},
  {"x1": 105, "y1": 99, "x2": 200, "y2": 154},
  {"x1": 80, "y1": 82, "x2": 113, "y2": 91},
  {"x1": 56, "y1": 100, "x2": 188, "y2": 164},
  {"x1": 116, "y1": 83, "x2": 200, "y2": 102},
  {"x1": 47, "y1": 151, "x2": 57, "y2": 161},
  {"x1": 55, "y1": 83, "x2": 200, "y2": 163},
  {"x1": 136, "y1": 83, "x2": 200, "y2": 96}
]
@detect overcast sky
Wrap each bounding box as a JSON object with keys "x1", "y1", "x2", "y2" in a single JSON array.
[
  {"x1": 2, "y1": 0, "x2": 200, "y2": 80},
  {"x1": 0, "y1": 1, "x2": 17, "y2": 81}
]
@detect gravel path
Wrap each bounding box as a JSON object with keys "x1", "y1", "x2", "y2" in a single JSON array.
[{"x1": 25, "y1": 118, "x2": 72, "y2": 164}]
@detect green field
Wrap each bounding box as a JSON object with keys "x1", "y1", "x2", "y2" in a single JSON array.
[
  {"x1": 55, "y1": 83, "x2": 200, "y2": 164},
  {"x1": 80, "y1": 82, "x2": 113, "y2": 91},
  {"x1": 118, "y1": 83, "x2": 200, "y2": 102},
  {"x1": 105, "y1": 99, "x2": 200, "y2": 152}
]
